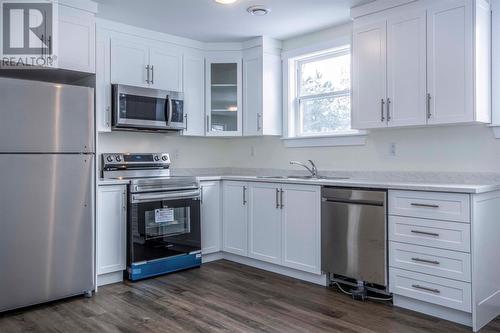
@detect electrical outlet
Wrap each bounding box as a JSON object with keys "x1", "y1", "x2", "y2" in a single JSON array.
[
  {"x1": 389, "y1": 143, "x2": 397, "y2": 156},
  {"x1": 174, "y1": 149, "x2": 180, "y2": 160},
  {"x1": 250, "y1": 146, "x2": 255, "y2": 157}
]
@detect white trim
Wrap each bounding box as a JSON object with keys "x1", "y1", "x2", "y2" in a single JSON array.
[
  {"x1": 282, "y1": 36, "x2": 351, "y2": 60},
  {"x1": 282, "y1": 133, "x2": 367, "y2": 148},
  {"x1": 350, "y1": 0, "x2": 417, "y2": 19}
]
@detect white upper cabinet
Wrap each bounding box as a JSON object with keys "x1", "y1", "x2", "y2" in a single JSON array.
[
  {"x1": 427, "y1": 0, "x2": 475, "y2": 125},
  {"x1": 206, "y1": 56, "x2": 243, "y2": 136},
  {"x1": 149, "y1": 46, "x2": 183, "y2": 92},
  {"x1": 183, "y1": 52, "x2": 206, "y2": 136},
  {"x1": 352, "y1": 21, "x2": 387, "y2": 129},
  {"x1": 110, "y1": 37, "x2": 183, "y2": 91},
  {"x1": 110, "y1": 38, "x2": 150, "y2": 88},
  {"x1": 248, "y1": 182, "x2": 282, "y2": 264},
  {"x1": 243, "y1": 40, "x2": 282, "y2": 136},
  {"x1": 351, "y1": 0, "x2": 491, "y2": 129},
  {"x1": 387, "y1": 10, "x2": 427, "y2": 127},
  {"x1": 58, "y1": 4, "x2": 96, "y2": 73}
]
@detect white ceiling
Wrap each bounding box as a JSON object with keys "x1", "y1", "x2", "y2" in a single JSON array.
[{"x1": 95, "y1": 0, "x2": 373, "y2": 42}]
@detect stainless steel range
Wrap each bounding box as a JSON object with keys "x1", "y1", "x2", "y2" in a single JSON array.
[{"x1": 102, "y1": 153, "x2": 201, "y2": 281}]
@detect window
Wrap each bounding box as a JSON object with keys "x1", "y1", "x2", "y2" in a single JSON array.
[
  {"x1": 296, "y1": 49, "x2": 351, "y2": 136},
  {"x1": 283, "y1": 42, "x2": 364, "y2": 147}
]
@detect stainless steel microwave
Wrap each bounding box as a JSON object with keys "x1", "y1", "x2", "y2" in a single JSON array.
[{"x1": 112, "y1": 84, "x2": 184, "y2": 132}]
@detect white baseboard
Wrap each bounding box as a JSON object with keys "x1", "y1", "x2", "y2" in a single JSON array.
[
  {"x1": 203, "y1": 251, "x2": 328, "y2": 286},
  {"x1": 202, "y1": 252, "x2": 224, "y2": 263},
  {"x1": 394, "y1": 295, "x2": 472, "y2": 327},
  {"x1": 97, "y1": 271, "x2": 124, "y2": 288}
]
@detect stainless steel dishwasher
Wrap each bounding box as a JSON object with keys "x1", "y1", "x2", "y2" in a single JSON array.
[{"x1": 321, "y1": 187, "x2": 387, "y2": 290}]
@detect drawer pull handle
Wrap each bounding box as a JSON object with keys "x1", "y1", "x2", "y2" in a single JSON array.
[
  {"x1": 412, "y1": 284, "x2": 440, "y2": 294},
  {"x1": 411, "y1": 257, "x2": 440, "y2": 265},
  {"x1": 411, "y1": 230, "x2": 440, "y2": 237},
  {"x1": 411, "y1": 203, "x2": 439, "y2": 208}
]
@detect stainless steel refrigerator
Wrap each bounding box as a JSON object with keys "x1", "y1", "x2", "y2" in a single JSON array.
[{"x1": 0, "y1": 77, "x2": 95, "y2": 312}]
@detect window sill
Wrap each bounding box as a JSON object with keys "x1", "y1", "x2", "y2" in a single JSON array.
[{"x1": 281, "y1": 132, "x2": 367, "y2": 148}]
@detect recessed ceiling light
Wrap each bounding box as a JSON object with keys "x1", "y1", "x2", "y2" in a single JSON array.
[
  {"x1": 215, "y1": 0, "x2": 238, "y2": 4},
  {"x1": 247, "y1": 5, "x2": 271, "y2": 16}
]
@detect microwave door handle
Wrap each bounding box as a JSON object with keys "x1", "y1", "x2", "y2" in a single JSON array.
[{"x1": 165, "y1": 95, "x2": 171, "y2": 125}]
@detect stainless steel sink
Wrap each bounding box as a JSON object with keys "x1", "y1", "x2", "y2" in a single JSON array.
[{"x1": 256, "y1": 175, "x2": 349, "y2": 180}]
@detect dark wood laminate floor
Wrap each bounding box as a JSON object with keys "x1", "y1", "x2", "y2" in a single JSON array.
[{"x1": 1, "y1": 260, "x2": 499, "y2": 333}]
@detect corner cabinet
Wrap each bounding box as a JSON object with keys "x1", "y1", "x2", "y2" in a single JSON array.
[
  {"x1": 352, "y1": 0, "x2": 491, "y2": 130},
  {"x1": 96, "y1": 184, "x2": 127, "y2": 286},
  {"x1": 243, "y1": 41, "x2": 282, "y2": 136},
  {"x1": 206, "y1": 57, "x2": 243, "y2": 136},
  {"x1": 182, "y1": 51, "x2": 206, "y2": 136}
]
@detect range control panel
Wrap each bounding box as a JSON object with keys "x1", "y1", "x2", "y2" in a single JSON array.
[{"x1": 102, "y1": 153, "x2": 171, "y2": 167}]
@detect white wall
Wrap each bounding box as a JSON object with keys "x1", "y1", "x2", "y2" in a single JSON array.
[
  {"x1": 225, "y1": 125, "x2": 500, "y2": 173},
  {"x1": 98, "y1": 22, "x2": 500, "y2": 173},
  {"x1": 98, "y1": 132, "x2": 231, "y2": 168}
]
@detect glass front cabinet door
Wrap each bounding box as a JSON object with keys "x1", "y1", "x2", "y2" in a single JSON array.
[{"x1": 206, "y1": 58, "x2": 242, "y2": 136}]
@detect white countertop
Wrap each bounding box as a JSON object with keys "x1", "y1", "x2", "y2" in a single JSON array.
[{"x1": 98, "y1": 175, "x2": 500, "y2": 194}]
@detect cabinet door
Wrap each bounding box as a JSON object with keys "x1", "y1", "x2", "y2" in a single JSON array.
[
  {"x1": 97, "y1": 185, "x2": 127, "y2": 275},
  {"x1": 201, "y1": 181, "x2": 221, "y2": 254},
  {"x1": 248, "y1": 183, "x2": 281, "y2": 264},
  {"x1": 58, "y1": 5, "x2": 95, "y2": 73},
  {"x1": 149, "y1": 46, "x2": 183, "y2": 92},
  {"x1": 96, "y1": 32, "x2": 111, "y2": 132},
  {"x1": 206, "y1": 57, "x2": 243, "y2": 136},
  {"x1": 222, "y1": 182, "x2": 248, "y2": 256},
  {"x1": 281, "y1": 184, "x2": 321, "y2": 274},
  {"x1": 352, "y1": 21, "x2": 387, "y2": 129},
  {"x1": 183, "y1": 53, "x2": 206, "y2": 136},
  {"x1": 427, "y1": 0, "x2": 473, "y2": 124},
  {"x1": 110, "y1": 38, "x2": 149, "y2": 87},
  {"x1": 387, "y1": 11, "x2": 427, "y2": 127},
  {"x1": 243, "y1": 51, "x2": 263, "y2": 136}
]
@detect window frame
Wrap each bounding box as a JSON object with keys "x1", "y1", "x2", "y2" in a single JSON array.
[{"x1": 282, "y1": 37, "x2": 366, "y2": 147}]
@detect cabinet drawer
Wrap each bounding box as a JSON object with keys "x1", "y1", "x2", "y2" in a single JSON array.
[
  {"x1": 389, "y1": 242, "x2": 471, "y2": 282},
  {"x1": 389, "y1": 190, "x2": 470, "y2": 223},
  {"x1": 389, "y1": 216, "x2": 470, "y2": 252},
  {"x1": 389, "y1": 268, "x2": 471, "y2": 312}
]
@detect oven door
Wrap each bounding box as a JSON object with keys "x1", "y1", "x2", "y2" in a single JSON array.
[
  {"x1": 113, "y1": 84, "x2": 169, "y2": 131},
  {"x1": 128, "y1": 189, "x2": 201, "y2": 264}
]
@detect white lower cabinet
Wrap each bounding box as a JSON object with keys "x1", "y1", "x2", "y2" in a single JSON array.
[
  {"x1": 248, "y1": 183, "x2": 282, "y2": 264},
  {"x1": 222, "y1": 181, "x2": 248, "y2": 256},
  {"x1": 201, "y1": 181, "x2": 221, "y2": 254},
  {"x1": 97, "y1": 185, "x2": 127, "y2": 286},
  {"x1": 281, "y1": 184, "x2": 321, "y2": 274},
  {"x1": 221, "y1": 181, "x2": 321, "y2": 274}
]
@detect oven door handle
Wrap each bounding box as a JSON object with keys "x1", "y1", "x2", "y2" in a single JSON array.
[{"x1": 131, "y1": 190, "x2": 200, "y2": 203}]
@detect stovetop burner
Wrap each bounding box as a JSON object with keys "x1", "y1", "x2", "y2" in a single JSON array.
[{"x1": 101, "y1": 153, "x2": 199, "y2": 192}]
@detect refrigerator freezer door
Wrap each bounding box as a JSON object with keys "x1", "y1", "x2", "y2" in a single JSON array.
[
  {"x1": 0, "y1": 78, "x2": 94, "y2": 153},
  {"x1": 0, "y1": 154, "x2": 94, "y2": 312}
]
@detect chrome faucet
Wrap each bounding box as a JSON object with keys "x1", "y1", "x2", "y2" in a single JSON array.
[{"x1": 290, "y1": 160, "x2": 318, "y2": 178}]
